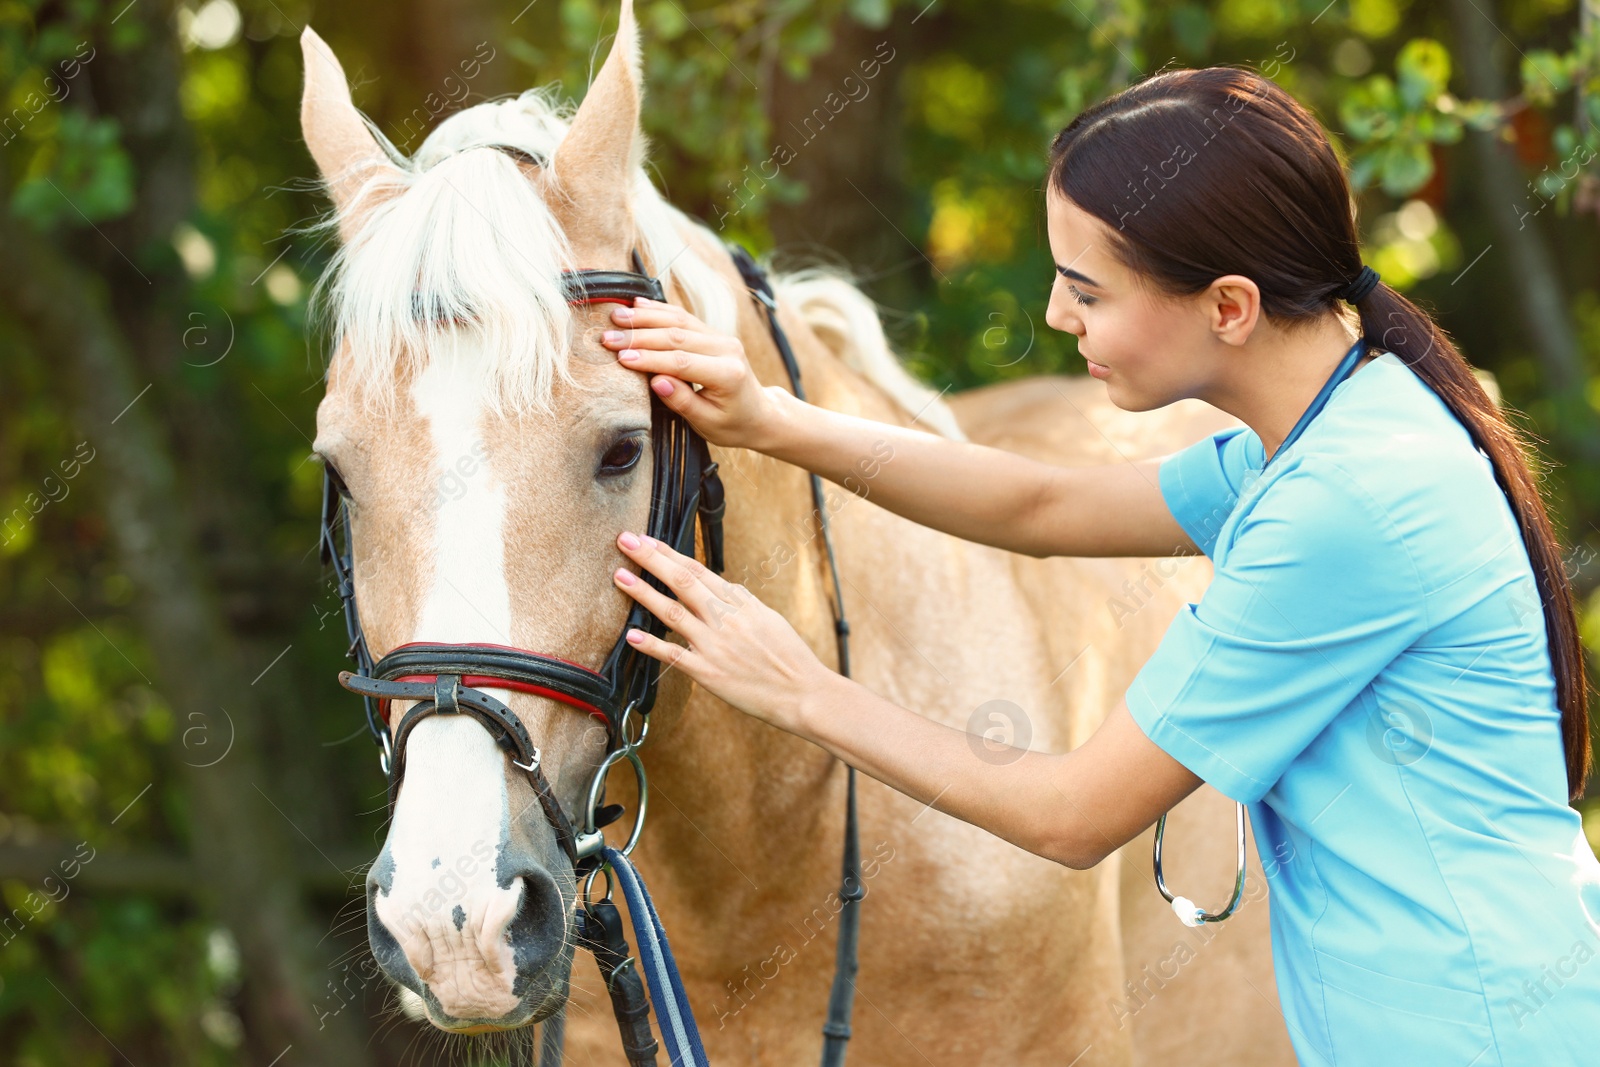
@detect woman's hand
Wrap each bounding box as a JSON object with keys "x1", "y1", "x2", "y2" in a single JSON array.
[
  {"x1": 611, "y1": 529, "x2": 829, "y2": 733},
  {"x1": 601, "y1": 297, "x2": 778, "y2": 450}
]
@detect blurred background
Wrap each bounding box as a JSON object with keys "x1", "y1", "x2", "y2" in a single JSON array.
[{"x1": 1, "y1": 0, "x2": 1597, "y2": 1063}]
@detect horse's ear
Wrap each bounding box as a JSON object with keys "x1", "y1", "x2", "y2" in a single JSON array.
[
  {"x1": 549, "y1": 0, "x2": 644, "y2": 268},
  {"x1": 300, "y1": 26, "x2": 403, "y2": 243}
]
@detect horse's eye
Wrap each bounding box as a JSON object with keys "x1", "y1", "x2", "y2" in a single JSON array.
[{"x1": 599, "y1": 434, "x2": 645, "y2": 476}]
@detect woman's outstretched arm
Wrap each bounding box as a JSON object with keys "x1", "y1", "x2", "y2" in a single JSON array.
[
  {"x1": 608, "y1": 529, "x2": 1203, "y2": 869},
  {"x1": 601, "y1": 297, "x2": 1198, "y2": 560}
]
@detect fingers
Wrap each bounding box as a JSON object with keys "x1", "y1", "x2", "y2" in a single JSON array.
[
  {"x1": 601, "y1": 303, "x2": 739, "y2": 408},
  {"x1": 601, "y1": 307, "x2": 744, "y2": 393},
  {"x1": 613, "y1": 531, "x2": 734, "y2": 636},
  {"x1": 603, "y1": 298, "x2": 724, "y2": 351},
  {"x1": 602, "y1": 325, "x2": 742, "y2": 358},
  {"x1": 612, "y1": 557, "x2": 709, "y2": 644},
  {"x1": 622, "y1": 625, "x2": 700, "y2": 676},
  {"x1": 603, "y1": 301, "x2": 739, "y2": 366},
  {"x1": 615, "y1": 348, "x2": 747, "y2": 402},
  {"x1": 617, "y1": 530, "x2": 750, "y2": 615},
  {"x1": 606, "y1": 296, "x2": 708, "y2": 335}
]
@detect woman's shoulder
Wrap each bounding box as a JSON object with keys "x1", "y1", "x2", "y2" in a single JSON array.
[{"x1": 1285, "y1": 353, "x2": 1525, "y2": 596}]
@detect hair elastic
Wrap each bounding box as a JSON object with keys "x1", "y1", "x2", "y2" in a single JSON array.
[{"x1": 1339, "y1": 265, "x2": 1381, "y2": 304}]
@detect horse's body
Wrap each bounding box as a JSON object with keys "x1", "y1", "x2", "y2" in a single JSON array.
[{"x1": 299, "y1": 3, "x2": 1294, "y2": 1061}]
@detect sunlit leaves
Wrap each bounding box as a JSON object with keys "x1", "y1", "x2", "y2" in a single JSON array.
[
  {"x1": 1340, "y1": 39, "x2": 1470, "y2": 195},
  {"x1": 643, "y1": 0, "x2": 690, "y2": 39},
  {"x1": 1216, "y1": 0, "x2": 1295, "y2": 38},
  {"x1": 1395, "y1": 36, "x2": 1448, "y2": 108},
  {"x1": 927, "y1": 179, "x2": 1027, "y2": 271},
  {"x1": 911, "y1": 57, "x2": 996, "y2": 142},
  {"x1": 1366, "y1": 197, "x2": 1460, "y2": 288},
  {"x1": 847, "y1": 0, "x2": 894, "y2": 28},
  {"x1": 1349, "y1": 0, "x2": 1404, "y2": 38},
  {"x1": 179, "y1": 49, "x2": 248, "y2": 122},
  {"x1": 1522, "y1": 49, "x2": 1575, "y2": 107},
  {"x1": 1342, "y1": 72, "x2": 1401, "y2": 139},
  {"x1": 10, "y1": 109, "x2": 134, "y2": 226}
]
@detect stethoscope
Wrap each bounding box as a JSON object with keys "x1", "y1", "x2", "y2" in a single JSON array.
[{"x1": 1153, "y1": 336, "x2": 1370, "y2": 927}]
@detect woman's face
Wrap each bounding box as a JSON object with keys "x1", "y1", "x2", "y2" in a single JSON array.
[{"x1": 1043, "y1": 184, "x2": 1217, "y2": 411}]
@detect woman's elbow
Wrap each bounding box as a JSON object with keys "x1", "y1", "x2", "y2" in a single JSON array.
[
  {"x1": 1040, "y1": 835, "x2": 1112, "y2": 871},
  {"x1": 1055, "y1": 849, "x2": 1112, "y2": 871}
]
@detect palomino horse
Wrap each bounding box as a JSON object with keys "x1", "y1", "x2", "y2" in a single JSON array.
[{"x1": 300, "y1": 3, "x2": 1294, "y2": 1062}]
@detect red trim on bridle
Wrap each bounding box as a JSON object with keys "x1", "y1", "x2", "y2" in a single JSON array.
[
  {"x1": 571, "y1": 295, "x2": 640, "y2": 306},
  {"x1": 378, "y1": 641, "x2": 612, "y2": 724}
]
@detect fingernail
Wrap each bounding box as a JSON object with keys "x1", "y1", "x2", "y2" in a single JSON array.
[
  {"x1": 602, "y1": 330, "x2": 624, "y2": 343},
  {"x1": 613, "y1": 307, "x2": 633, "y2": 320},
  {"x1": 639, "y1": 534, "x2": 656, "y2": 549},
  {"x1": 653, "y1": 377, "x2": 675, "y2": 396},
  {"x1": 635, "y1": 297, "x2": 655, "y2": 305},
  {"x1": 620, "y1": 349, "x2": 640, "y2": 361},
  {"x1": 626, "y1": 628, "x2": 645, "y2": 644},
  {"x1": 614, "y1": 567, "x2": 636, "y2": 586},
  {"x1": 619, "y1": 531, "x2": 641, "y2": 549}
]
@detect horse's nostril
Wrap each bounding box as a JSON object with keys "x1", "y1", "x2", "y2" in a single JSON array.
[
  {"x1": 367, "y1": 885, "x2": 425, "y2": 998},
  {"x1": 504, "y1": 865, "x2": 569, "y2": 980}
]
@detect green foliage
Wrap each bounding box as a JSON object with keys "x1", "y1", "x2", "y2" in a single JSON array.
[
  {"x1": 3, "y1": 1, "x2": 133, "y2": 228},
  {"x1": 11, "y1": 109, "x2": 134, "y2": 225},
  {"x1": 2, "y1": 0, "x2": 1598, "y2": 1062},
  {"x1": 1339, "y1": 39, "x2": 1472, "y2": 195}
]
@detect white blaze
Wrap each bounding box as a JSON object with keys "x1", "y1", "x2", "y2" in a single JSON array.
[{"x1": 374, "y1": 332, "x2": 525, "y2": 1021}]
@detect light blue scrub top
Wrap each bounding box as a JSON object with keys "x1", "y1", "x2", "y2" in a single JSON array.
[{"x1": 1125, "y1": 349, "x2": 1600, "y2": 1066}]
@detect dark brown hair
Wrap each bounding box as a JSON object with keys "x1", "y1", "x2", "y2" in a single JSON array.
[{"x1": 1048, "y1": 67, "x2": 1592, "y2": 801}]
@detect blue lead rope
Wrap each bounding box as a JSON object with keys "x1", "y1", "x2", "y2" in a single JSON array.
[{"x1": 603, "y1": 846, "x2": 710, "y2": 1067}]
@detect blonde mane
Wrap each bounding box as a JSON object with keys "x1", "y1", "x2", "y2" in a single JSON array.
[{"x1": 306, "y1": 84, "x2": 964, "y2": 438}]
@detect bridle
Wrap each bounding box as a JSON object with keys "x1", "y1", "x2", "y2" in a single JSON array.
[
  {"x1": 320, "y1": 222, "x2": 862, "y2": 1065},
  {"x1": 320, "y1": 249, "x2": 726, "y2": 871}
]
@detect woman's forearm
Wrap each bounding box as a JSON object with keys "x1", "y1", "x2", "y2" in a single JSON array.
[
  {"x1": 752, "y1": 386, "x2": 1065, "y2": 556},
  {"x1": 794, "y1": 670, "x2": 1087, "y2": 867}
]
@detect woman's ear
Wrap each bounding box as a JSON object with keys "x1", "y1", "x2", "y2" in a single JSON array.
[{"x1": 1204, "y1": 274, "x2": 1262, "y2": 346}]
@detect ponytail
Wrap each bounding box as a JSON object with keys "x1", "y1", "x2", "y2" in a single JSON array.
[{"x1": 1357, "y1": 284, "x2": 1592, "y2": 801}]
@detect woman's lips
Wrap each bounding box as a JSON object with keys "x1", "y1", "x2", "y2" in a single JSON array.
[{"x1": 1084, "y1": 355, "x2": 1109, "y2": 379}]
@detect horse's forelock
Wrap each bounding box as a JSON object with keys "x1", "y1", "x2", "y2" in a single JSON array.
[{"x1": 309, "y1": 89, "x2": 739, "y2": 415}]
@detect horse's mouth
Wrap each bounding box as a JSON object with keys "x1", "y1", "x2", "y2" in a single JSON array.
[{"x1": 398, "y1": 966, "x2": 569, "y2": 1035}]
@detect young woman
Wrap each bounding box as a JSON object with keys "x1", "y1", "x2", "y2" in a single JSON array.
[{"x1": 599, "y1": 67, "x2": 1600, "y2": 1063}]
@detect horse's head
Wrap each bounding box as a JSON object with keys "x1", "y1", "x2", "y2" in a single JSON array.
[{"x1": 300, "y1": 1, "x2": 735, "y2": 1031}]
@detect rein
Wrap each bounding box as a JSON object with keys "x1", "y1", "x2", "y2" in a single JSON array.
[{"x1": 321, "y1": 238, "x2": 860, "y2": 1065}]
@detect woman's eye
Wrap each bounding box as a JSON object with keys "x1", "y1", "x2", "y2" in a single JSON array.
[
  {"x1": 1067, "y1": 284, "x2": 1097, "y2": 307},
  {"x1": 599, "y1": 435, "x2": 646, "y2": 476}
]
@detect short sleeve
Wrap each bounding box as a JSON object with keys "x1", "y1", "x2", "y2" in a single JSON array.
[
  {"x1": 1158, "y1": 426, "x2": 1259, "y2": 558},
  {"x1": 1125, "y1": 461, "x2": 1429, "y2": 804}
]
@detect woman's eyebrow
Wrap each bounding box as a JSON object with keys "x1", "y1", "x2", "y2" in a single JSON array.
[{"x1": 1055, "y1": 263, "x2": 1103, "y2": 287}]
